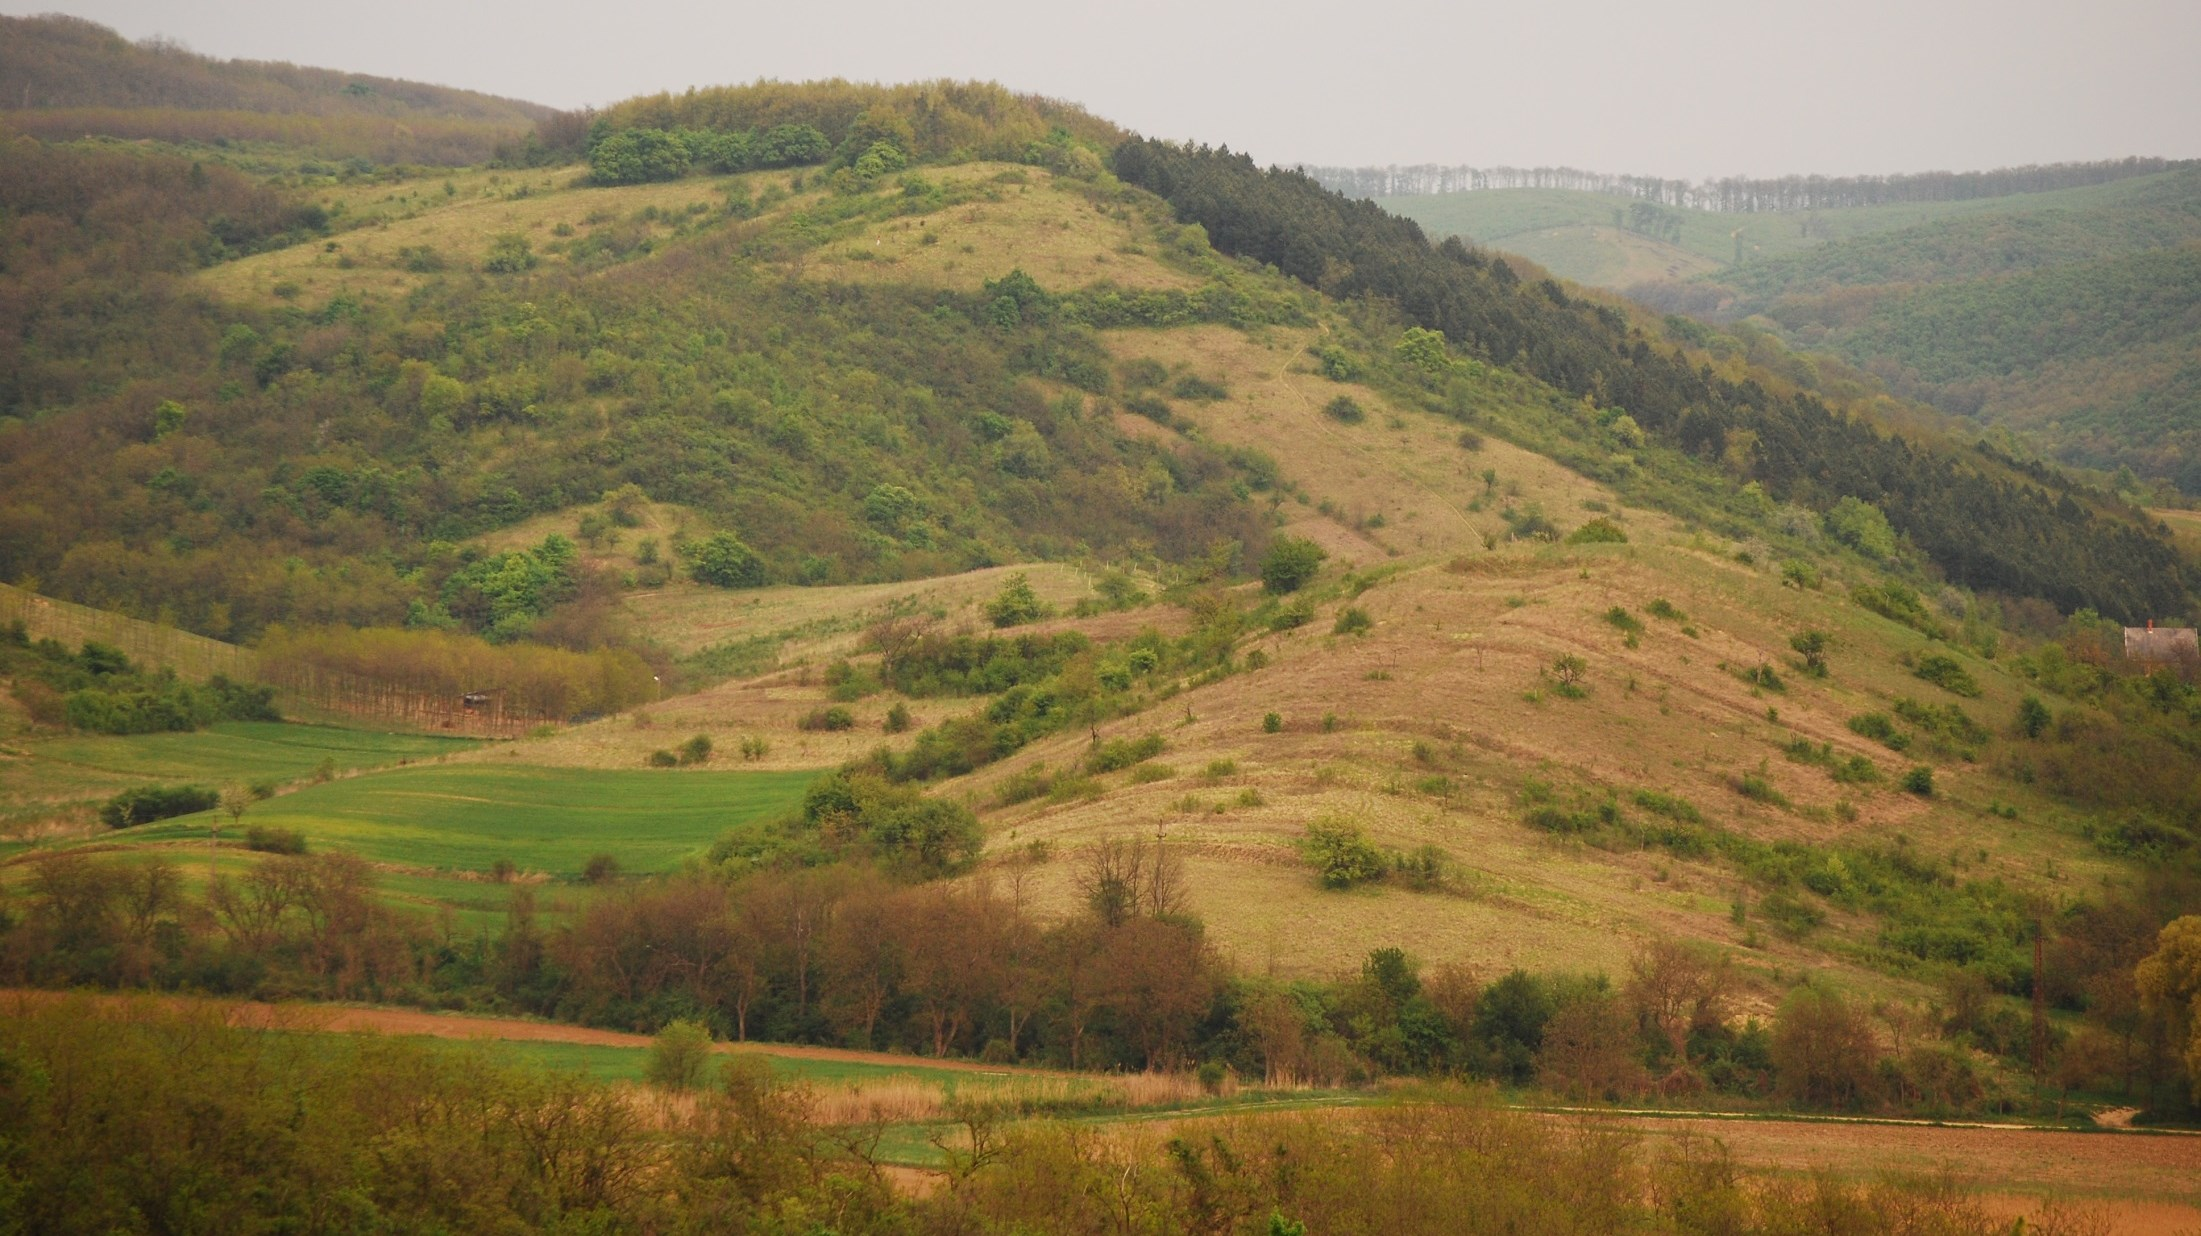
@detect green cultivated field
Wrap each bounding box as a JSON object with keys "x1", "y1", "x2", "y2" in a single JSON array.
[
  {"x1": 120, "y1": 762, "x2": 816, "y2": 877},
  {"x1": 0, "y1": 722, "x2": 480, "y2": 836}
]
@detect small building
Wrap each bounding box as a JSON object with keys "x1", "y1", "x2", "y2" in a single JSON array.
[{"x1": 2123, "y1": 624, "x2": 2200, "y2": 665}]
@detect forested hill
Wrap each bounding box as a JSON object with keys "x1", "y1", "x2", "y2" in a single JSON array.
[
  {"x1": 1113, "y1": 141, "x2": 2191, "y2": 622},
  {"x1": 0, "y1": 14, "x2": 548, "y2": 164}
]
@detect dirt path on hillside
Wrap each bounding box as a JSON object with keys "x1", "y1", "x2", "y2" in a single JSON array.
[{"x1": 1, "y1": 989, "x2": 1062, "y2": 1076}]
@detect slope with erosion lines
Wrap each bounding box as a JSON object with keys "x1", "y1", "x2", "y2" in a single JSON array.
[{"x1": 950, "y1": 539, "x2": 2106, "y2": 995}]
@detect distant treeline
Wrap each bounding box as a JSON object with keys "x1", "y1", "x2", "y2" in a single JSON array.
[
  {"x1": 1305, "y1": 157, "x2": 2190, "y2": 212},
  {"x1": 1115, "y1": 140, "x2": 2192, "y2": 622}
]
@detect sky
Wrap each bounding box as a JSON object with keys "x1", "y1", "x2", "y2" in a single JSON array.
[{"x1": 12, "y1": 0, "x2": 2201, "y2": 180}]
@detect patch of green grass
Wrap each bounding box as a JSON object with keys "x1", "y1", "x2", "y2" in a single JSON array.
[
  {"x1": 114, "y1": 763, "x2": 816, "y2": 877},
  {"x1": 2, "y1": 722, "x2": 481, "y2": 832}
]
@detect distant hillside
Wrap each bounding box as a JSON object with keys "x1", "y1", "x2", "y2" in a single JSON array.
[
  {"x1": 1376, "y1": 168, "x2": 2201, "y2": 495},
  {"x1": 0, "y1": 13, "x2": 548, "y2": 164}
]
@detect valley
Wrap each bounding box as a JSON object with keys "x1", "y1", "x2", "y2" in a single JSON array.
[{"x1": 3, "y1": 13, "x2": 2200, "y2": 1230}]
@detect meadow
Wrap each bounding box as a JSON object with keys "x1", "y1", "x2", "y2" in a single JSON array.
[
  {"x1": 0, "y1": 721, "x2": 478, "y2": 839},
  {"x1": 109, "y1": 761, "x2": 815, "y2": 878}
]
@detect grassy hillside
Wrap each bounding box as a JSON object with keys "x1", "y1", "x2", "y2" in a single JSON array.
[
  {"x1": 4, "y1": 70, "x2": 2201, "y2": 1151},
  {"x1": 0, "y1": 14, "x2": 546, "y2": 164}
]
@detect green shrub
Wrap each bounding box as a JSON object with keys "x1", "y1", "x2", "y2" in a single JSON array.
[
  {"x1": 1323, "y1": 395, "x2": 1365, "y2": 424},
  {"x1": 1912, "y1": 653, "x2": 1981, "y2": 697},
  {"x1": 2015, "y1": 694, "x2": 2051, "y2": 739},
  {"x1": 645, "y1": 1019, "x2": 716, "y2": 1090},
  {"x1": 1645, "y1": 598, "x2": 1686, "y2": 622},
  {"x1": 1332, "y1": 606, "x2": 1373, "y2": 636},
  {"x1": 1737, "y1": 663, "x2": 1785, "y2": 692},
  {"x1": 883, "y1": 702, "x2": 912, "y2": 733},
  {"x1": 688, "y1": 531, "x2": 767, "y2": 588},
  {"x1": 1172, "y1": 374, "x2": 1229, "y2": 401},
  {"x1": 1261, "y1": 537, "x2": 1328, "y2": 594},
  {"x1": 100, "y1": 784, "x2": 219, "y2": 828},
  {"x1": 1632, "y1": 789, "x2": 1703, "y2": 823},
  {"x1": 1262, "y1": 712, "x2": 1283, "y2": 733},
  {"x1": 1303, "y1": 816, "x2": 1385, "y2": 888},
  {"x1": 1567, "y1": 518, "x2": 1628, "y2": 545},
  {"x1": 1847, "y1": 712, "x2": 1910, "y2": 750},
  {"x1": 244, "y1": 826, "x2": 307, "y2": 854},
  {"x1": 984, "y1": 572, "x2": 1050, "y2": 628},
  {"x1": 799, "y1": 706, "x2": 857, "y2": 732},
  {"x1": 678, "y1": 734, "x2": 713, "y2": 765},
  {"x1": 1735, "y1": 773, "x2": 1791, "y2": 807},
  {"x1": 1901, "y1": 766, "x2": 1935, "y2": 796},
  {"x1": 1087, "y1": 732, "x2": 1166, "y2": 773},
  {"x1": 647, "y1": 749, "x2": 679, "y2": 767},
  {"x1": 582, "y1": 853, "x2": 621, "y2": 884}
]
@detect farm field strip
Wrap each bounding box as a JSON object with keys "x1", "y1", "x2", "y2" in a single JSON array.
[{"x1": 100, "y1": 761, "x2": 817, "y2": 877}]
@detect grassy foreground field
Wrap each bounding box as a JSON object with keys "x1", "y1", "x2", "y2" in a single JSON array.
[{"x1": 109, "y1": 761, "x2": 813, "y2": 878}]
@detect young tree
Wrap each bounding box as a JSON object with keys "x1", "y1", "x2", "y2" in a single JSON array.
[
  {"x1": 647, "y1": 1019, "x2": 716, "y2": 1090},
  {"x1": 1789, "y1": 630, "x2": 1831, "y2": 676},
  {"x1": 984, "y1": 572, "x2": 1047, "y2": 628},
  {"x1": 1770, "y1": 985, "x2": 1881, "y2": 1110}
]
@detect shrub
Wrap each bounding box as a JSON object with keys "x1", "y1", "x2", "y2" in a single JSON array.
[
  {"x1": 100, "y1": 784, "x2": 219, "y2": 828},
  {"x1": 678, "y1": 734, "x2": 713, "y2": 765},
  {"x1": 1737, "y1": 663, "x2": 1785, "y2": 692},
  {"x1": 647, "y1": 749, "x2": 679, "y2": 767},
  {"x1": 645, "y1": 1019, "x2": 716, "y2": 1090},
  {"x1": 1645, "y1": 599, "x2": 1686, "y2": 622},
  {"x1": 1303, "y1": 816, "x2": 1385, "y2": 888},
  {"x1": 2015, "y1": 695, "x2": 2051, "y2": 739},
  {"x1": 1847, "y1": 712, "x2": 1910, "y2": 750},
  {"x1": 1172, "y1": 374, "x2": 1229, "y2": 401},
  {"x1": 1260, "y1": 537, "x2": 1328, "y2": 594},
  {"x1": 1603, "y1": 606, "x2": 1643, "y2": 637},
  {"x1": 244, "y1": 826, "x2": 307, "y2": 854},
  {"x1": 1087, "y1": 732, "x2": 1166, "y2": 773},
  {"x1": 1332, "y1": 606, "x2": 1373, "y2": 636},
  {"x1": 1323, "y1": 395, "x2": 1366, "y2": 424},
  {"x1": 1566, "y1": 518, "x2": 1628, "y2": 545},
  {"x1": 799, "y1": 706, "x2": 857, "y2": 732},
  {"x1": 1735, "y1": 773, "x2": 1790, "y2": 807},
  {"x1": 1548, "y1": 654, "x2": 1588, "y2": 698},
  {"x1": 1262, "y1": 712, "x2": 1283, "y2": 733},
  {"x1": 1632, "y1": 789, "x2": 1702, "y2": 823},
  {"x1": 738, "y1": 734, "x2": 770, "y2": 760},
  {"x1": 1790, "y1": 630, "x2": 1831, "y2": 676},
  {"x1": 583, "y1": 853, "x2": 621, "y2": 884},
  {"x1": 1912, "y1": 653, "x2": 1981, "y2": 697},
  {"x1": 688, "y1": 532, "x2": 767, "y2": 588},
  {"x1": 984, "y1": 572, "x2": 1049, "y2": 628},
  {"x1": 1901, "y1": 766, "x2": 1936, "y2": 796},
  {"x1": 883, "y1": 702, "x2": 912, "y2": 733}
]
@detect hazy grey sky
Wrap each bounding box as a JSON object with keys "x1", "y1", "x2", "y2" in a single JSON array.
[{"x1": 15, "y1": 0, "x2": 2200, "y2": 179}]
